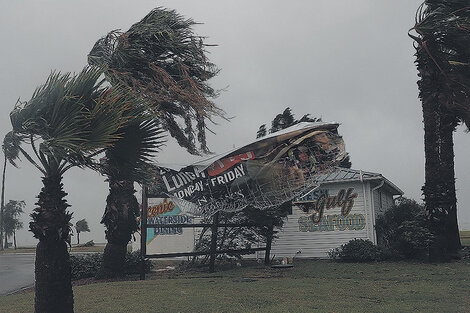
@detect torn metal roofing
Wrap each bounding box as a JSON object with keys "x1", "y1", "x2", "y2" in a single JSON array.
[{"x1": 157, "y1": 121, "x2": 340, "y2": 172}]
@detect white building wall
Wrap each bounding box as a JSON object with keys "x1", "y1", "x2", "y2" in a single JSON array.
[
  {"x1": 271, "y1": 181, "x2": 374, "y2": 259},
  {"x1": 134, "y1": 179, "x2": 400, "y2": 259},
  {"x1": 373, "y1": 188, "x2": 395, "y2": 218}
]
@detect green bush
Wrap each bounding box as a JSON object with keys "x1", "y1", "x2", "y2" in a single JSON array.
[
  {"x1": 70, "y1": 250, "x2": 152, "y2": 280},
  {"x1": 375, "y1": 198, "x2": 433, "y2": 260},
  {"x1": 125, "y1": 250, "x2": 152, "y2": 274},
  {"x1": 70, "y1": 253, "x2": 102, "y2": 280},
  {"x1": 328, "y1": 239, "x2": 383, "y2": 262}
]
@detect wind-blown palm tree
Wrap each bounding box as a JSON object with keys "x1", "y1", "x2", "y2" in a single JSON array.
[
  {"x1": 6, "y1": 66, "x2": 135, "y2": 313},
  {"x1": 74, "y1": 219, "x2": 90, "y2": 245},
  {"x1": 0, "y1": 133, "x2": 20, "y2": 251},
  {"x1": 98, "y1": 119, "x2": 164, "y2": 277},
  {"x1": 88, "y1": 7, "x2": 225, "y2": 154},
  {"x1": 3, "y1": 200, "x2": 25, "y2": 249},
  {"x1": 88, "y1": 7, "x2": 224, "y2": 276},
  {"x1": 410, "y1": 1, "x2": 470, "y2": 260}
]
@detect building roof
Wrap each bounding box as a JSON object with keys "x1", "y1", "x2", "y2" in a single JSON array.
[{"x1": 316, "y1": 167, "x2": 403, "y2": 196}]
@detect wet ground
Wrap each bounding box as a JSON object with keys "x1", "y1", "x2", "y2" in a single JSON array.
[{"x1": 0, "y1": 253, "x2": 35, "y2": 295}]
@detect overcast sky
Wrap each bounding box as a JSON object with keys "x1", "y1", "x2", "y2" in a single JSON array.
[{"x1": 1, "y1": 0, "x2": 469, "y2": 246}]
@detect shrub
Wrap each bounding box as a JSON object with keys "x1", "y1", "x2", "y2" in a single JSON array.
[
  {"x1": 70, "y1": 250, "x2": 152, "y2": 280},
  {"x1": 328, "y1": 239, "x2": 383, "y2": 262},
  {"x1": 375, "y1": 198, "x2": 433, "y2": 260},
  {"x1": 70, "y1": 253, "x2": 102, "y2": 280},
  {"x1": 125, "y1": 250, "x2": 152, "y2": 274}
]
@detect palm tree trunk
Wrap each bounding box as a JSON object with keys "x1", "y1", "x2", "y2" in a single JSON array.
[
  {"x1": 77, "y1": 231, "x2": 80, "y2": 245},
  {"x1": 99, "y1": 179, "x2": 139, "y2": 278},
  {"x1": 0, "y1": 154, "x2": 7, "y2": 251},
  {"x1": 439, "y1": 112, "x2": 461, "y2": 255},
  {"x1": 32, "y1": 174, "x2": 73, "y2": 313},
  {"x1": 13, "y1": 230, "x2": 16, "y2": 249},
  {"x1": 417, "y1": 45, "x2": 449, "y2": 261},
  {"x1": 4, "y1": 233, "x2": 8, "y2": 249}
]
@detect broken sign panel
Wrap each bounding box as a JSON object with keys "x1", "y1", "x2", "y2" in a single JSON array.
[{"x1": 150, "y1": 122, "x2": 348, "y2": 216}]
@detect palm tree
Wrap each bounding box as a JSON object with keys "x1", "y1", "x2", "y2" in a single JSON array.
[
  {"x1": 88, "y1": 7, "x2": 225, "y2": 154},
  {"x1": 3, "y1": 200, "x2": 25, "y2": 249},
  {"x1": 88, "y1": 7, "x2": 224, "y2": 277},
  {"x1": 270, "y1": 108, "x2": 296, "y2": 133},
  {"x1": 98, "y1": 119, "x2": 164, "y2": 277},
  {"x1": 74, "y1": 219, "x2": 90, "y2": 245},
  {"x1": 410, "y1": 1, "x2": 470, "y2": 260},
  {"x1": 6, "y1": 66, "x2": 134, "y2": 313},
  {"x1": 0, "y1": 132, "x2": 20, "y2": 251},
  {"x1": 0, "y1": 153, "x2": 5, "y2": 251}
]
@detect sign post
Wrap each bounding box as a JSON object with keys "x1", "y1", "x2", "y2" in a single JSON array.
[
  {"x1": 264, "y1": 221, "x2": 274, "y2": 265},
  {"x1": 140, "y1": 185, "x2": 148, "y2": 280},
  {"x1": 209, "y1": 211, "x2": 220, "y2": 273}
]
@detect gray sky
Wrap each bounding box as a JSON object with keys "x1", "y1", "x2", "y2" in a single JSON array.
[{"x1": 1, "y1": 0, "x2": 469, "y2": 246}]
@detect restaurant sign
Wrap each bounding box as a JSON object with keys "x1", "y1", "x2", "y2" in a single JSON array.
[
  {"x1": 295, "y1": 188, "x2": 365, "y2": 232},
  {"x1": 142, "y1": 199, "x2": 193, "y2": 244}
]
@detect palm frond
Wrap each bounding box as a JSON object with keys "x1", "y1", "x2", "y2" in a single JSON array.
[
  {"x1": 102, "y1": 119, "x2": 166, "y2": 182},
  {"x1": 411, "y1": 1, "x2": 470, "y2": 128},
  {"x1": 88, "y1": 7, "x2": 225, "y2": 155},
  {"x1": 7, "y1": 66, "x2": 136, "y2": 175},
  {"x1": 2, "y1": 131, "x2": 23, "y2": 167}
]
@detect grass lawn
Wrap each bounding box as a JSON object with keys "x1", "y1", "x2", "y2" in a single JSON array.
[
  {"x1": 1, "y1": 259, "x2": 470, "y2": 313},
  {"x1": 460, "y1": 231, "x2": 470, "y2": 246}
]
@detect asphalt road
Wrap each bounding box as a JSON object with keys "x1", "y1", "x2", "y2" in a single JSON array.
[{"x1": 0, "y1": 253, "x2": 35, "y2": 295}]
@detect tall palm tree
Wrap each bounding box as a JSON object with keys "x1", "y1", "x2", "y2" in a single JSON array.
[
  {"x1": 6, "y1": 67, "x2": 134, "y2": 313},
  {"x1": 0, "y1": 132, "x2": 20, "y2": 250},
  {"x1": 88, "y1": 7, "x2": 224, "y2": 276},
  {"x1": 410, "y1": 1, "x2": 470, "y2": 260},
  {"x1": 98, "y1": 119, "x2": 164, "y2": 277}
]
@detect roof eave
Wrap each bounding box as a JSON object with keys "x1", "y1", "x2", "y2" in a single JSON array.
[{"x1": 318, "y1": 176, "x2": 403, "y2": 196}]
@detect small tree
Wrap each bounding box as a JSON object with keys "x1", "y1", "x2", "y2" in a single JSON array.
[
  {"x1": 193, "y1": 204, "x2": 291, "y2": 264},
  {"x1": 375, "y1": 198, "x2": 433, "y2": 260},
  {"x1": 74, "y1": 219, "x2": 90, "y2": 245},
  {"x1": 3, "y1": 200, "x2": 24, "y2": 249}
]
